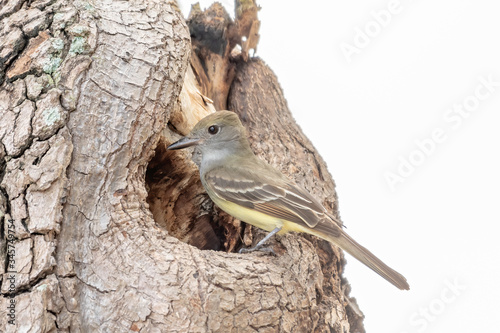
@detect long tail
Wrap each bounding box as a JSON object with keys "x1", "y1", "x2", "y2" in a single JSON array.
[{"x1": 322, "y1": 229, "x2": 410, "y2": 290}]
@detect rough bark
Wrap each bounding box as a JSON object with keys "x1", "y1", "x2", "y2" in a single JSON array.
[{"x1": 1, "y1": 0, "x2": 364, "y2": 332}]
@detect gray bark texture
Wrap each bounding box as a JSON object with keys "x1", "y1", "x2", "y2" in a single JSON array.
[{"x1": 0, "y1": 0, "x2": 365, "y2": 332}]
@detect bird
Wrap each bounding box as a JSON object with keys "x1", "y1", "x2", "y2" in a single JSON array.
[{"x1": 167, "y1": 110, "x2": 410, "y2": 290}]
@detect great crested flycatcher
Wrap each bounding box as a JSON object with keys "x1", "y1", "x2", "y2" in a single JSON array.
[{"x1": 168, "y1": 111, "x2": 410, "y2": 290}]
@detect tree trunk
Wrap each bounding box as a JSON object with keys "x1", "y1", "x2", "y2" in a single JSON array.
[{"x1": 0, "y1": 0, "x2": 364, "y2": 332}]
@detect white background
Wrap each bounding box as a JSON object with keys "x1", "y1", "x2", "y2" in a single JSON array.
[{"x1": 179, "y1": 1, "x2": 500, "y2": 332}]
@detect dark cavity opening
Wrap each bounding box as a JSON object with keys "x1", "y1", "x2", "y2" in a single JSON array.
[{"x1": 145, "y1": 138, "x2": 238, "y2": 251}]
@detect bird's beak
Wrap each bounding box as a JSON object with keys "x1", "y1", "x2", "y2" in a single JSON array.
[{"x1": 167, "y1": 137, "x2": 203, "y2": 150}]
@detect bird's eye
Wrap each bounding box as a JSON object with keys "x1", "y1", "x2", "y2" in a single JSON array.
[{"x1": 208, "y1": 125, "x2": 219, "y2": 135}]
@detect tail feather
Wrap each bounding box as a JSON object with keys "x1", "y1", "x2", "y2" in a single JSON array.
[{"x1": 325, "y1": 230, "x2": 410, "y2": 290}]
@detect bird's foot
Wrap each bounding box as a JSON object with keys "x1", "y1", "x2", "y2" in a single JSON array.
[{"x1": 238, "y1": 226, "x2": 282, "y2": 256}]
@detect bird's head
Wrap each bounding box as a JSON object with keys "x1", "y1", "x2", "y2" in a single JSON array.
[{"x1": 167, "y1": 111, "x2": 252, "y2": 167}]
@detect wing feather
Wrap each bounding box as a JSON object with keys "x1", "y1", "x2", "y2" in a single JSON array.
[{"x1": 204, "y1": 167, "x2": 333, "y2": 229}]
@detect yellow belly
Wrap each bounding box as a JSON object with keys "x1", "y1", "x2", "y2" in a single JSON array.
[
  {"x1": 212, "y1": 197, "x2": 287, "y2": 233},
  {"x1": 210, "y1": 196, "x2": 326, "y2": 239}
]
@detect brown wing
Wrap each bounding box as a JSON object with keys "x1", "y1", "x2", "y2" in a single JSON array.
[{"x1": 204, "y1": 165, "x2": 335, "y2": 230}]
